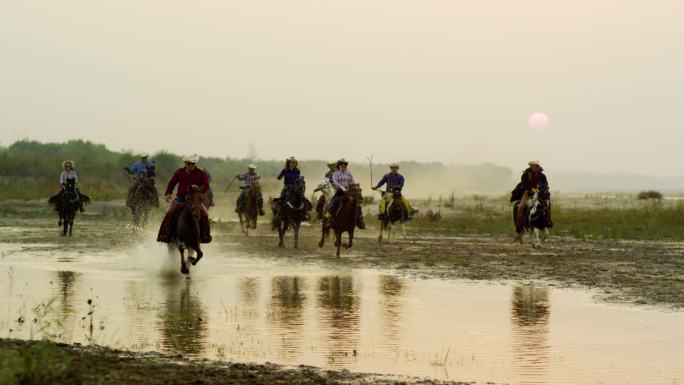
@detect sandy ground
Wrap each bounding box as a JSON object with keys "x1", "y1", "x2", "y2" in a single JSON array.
[{"x1": 0, "y1": 339, "x2": 471, "y2": 385}]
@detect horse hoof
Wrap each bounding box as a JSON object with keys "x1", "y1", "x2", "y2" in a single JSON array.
[
  {"x1": 318, "y1": 242, "x2": 324, "y2": 248},
  {"x1": 188, "y1": 257, "x2": 196, "y2": 265}
]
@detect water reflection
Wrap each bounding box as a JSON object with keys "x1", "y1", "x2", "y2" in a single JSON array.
[
  {"x1": 378, "y1": 275, "x2": 406, "y2": 352},
  {"x1": 317, "y1": 275, "x2": 360, "y2": 366},
  {"x1": 239, "y1": 277, "x2": 260, "y2": 320},
  {"x1": 55, "y1": 270, "x2": 79, "y2": 342},
  {"x1": 269, "y1": 276, "x2": 307, "y2": 359},
  {"x1": 511, "y1": 285, "x2": 550, "y2": 385},
  {"x1": 159, "y1": 279, "x2": 208, "y2": 357}
]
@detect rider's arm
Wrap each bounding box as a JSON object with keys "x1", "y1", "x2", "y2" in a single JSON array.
[
  {"x1": 276, "y1": 169, "x2": 285, "y2": 180},
  {"x1": 60, "y1": 171, "x2": 66, "y2": 185},
  {"x1": 165, "y1": 169, "x2": 180, "y2": 196},
  {"x1": 398, "y1": 174, "x2": 404, "y2": 189},
  {"x1": 374, "y1": 175, "x2": 387, "y2": 190},
  {"x1": 332, "y1": 172, "x2": 345, "y2": 191}
]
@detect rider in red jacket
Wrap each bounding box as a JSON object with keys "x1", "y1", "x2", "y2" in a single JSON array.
[{"x1": 157, "y1": 156, "x2": 212, "y2": 243}]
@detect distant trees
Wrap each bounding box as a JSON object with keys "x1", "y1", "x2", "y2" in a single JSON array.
[{"x1": 637, "y1": 190, "x2": 663, "y2": 200}]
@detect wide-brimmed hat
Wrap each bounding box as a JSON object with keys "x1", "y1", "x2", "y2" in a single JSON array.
[
  {"x1": 528, "y1": 160, "x2": 541, "y2": 167},
  {"x1": 248, "y1": 163, "x2": 257, "y2": 169},
  {"x1": 183, "y1": 155, "x2": 199, "y2": 164},
  {"x1": 389, "y1": 163, "x2": 399, "y2": 169},
  {"x1": 62, "y1": 160, "x2": 75, "y2": 169},
  {"x1": 337, "y1": 158, "x2": 349, "y2": 166},
  {"x1": 139, "y1": 152, "x2": 149, "y2": 158},
  {"x1": 327, "y1": 161, "x2": 337, "y2": 166}
]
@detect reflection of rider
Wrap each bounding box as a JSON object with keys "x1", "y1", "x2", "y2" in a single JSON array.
[
  {"x1": 324, "y1": 159, "x2": 366, "y2": 229},
  {"x1": 156, "y1": 156, "x2": 212, "y2": 243},
  {"x1": 276, "y1": 156, "x2": 300, "y2": 201},
  {"x1": 372, "y1": 163, "x2": 414, "y2": 220},
  {"x1": 49, "y1": 160, "x2": 89, "y2": 212},
  {"x1": 125, "y1": 153, "x2": 157, "y2": 208},
  {"x1": 512, "y1": 160, "x2": 553, "y2": 227},
  {"x1": 235, "y1": 164, "x2": 265, "y2": 215}
]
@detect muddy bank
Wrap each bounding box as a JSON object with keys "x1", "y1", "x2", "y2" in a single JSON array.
[
  {"x1": 222, "y1": 223, "x2": 684, "y2": 309},
  {"x1": 0, "y1": 339, "x2": 469, "y2": 385}
]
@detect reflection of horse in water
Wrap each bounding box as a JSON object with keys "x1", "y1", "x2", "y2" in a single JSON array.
[
  {"x1": 159, "y1": 279, "x2": 207, "y2": 356},
  {"x1": 511, "y1": 285, "x2": 550, "y2": 385},
  {"x1": 513, "y1": 188, "x2": 551, "y2": 248},
  {"x1": 130, "y1": 177, "x2": 159, "y2": 227},
  {"x1": 378, "y1": 188, "x2": 409, "y2": 243},
  {"x1": 317, "y1": 275, "x2": 360, "y2": 366}
]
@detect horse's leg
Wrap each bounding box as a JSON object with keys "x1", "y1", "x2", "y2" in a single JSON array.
[
  {"x1": 179, "y1": 243, "x2": 189, "y2": 274},
  {"x1": 387, "y1": 222, "x2": 392, "y2": 243},
  {"x1": 278, "y1": 220, "x2": 285, "y2": 248},
  {"x1": 378, "y1": 222, "x2": 384, "y2": 243},
  {"x1": 318, "y1": 222, "x2": 327, "y2": 248},
  {"x1": 239, "y1": 212, "x2": 245, "y2": 235},
  {"x1": 293, "y1": 221, "x2": 299, "y2": 249},
  {"x1": 335, "y1": 231, "x2": 342, "y2": 257},
  {"x1": 62, "y1": 214, "x2": 68, "y2": 236},
  {"x1": 68, "y1": 213, "x2": 74, "y2": 236},
  {"x1": 402, "y1": 222, "x2": 407, "y2": 238},
  {"x1": 347, "y1": 229, "x2": 354, "y2": 249},
  {"x1": 542, "y1": 227, "x2": 549, "y2": 242},
  {"x1": 532, "y1": 227, "x2": 540, "y2": 248}
]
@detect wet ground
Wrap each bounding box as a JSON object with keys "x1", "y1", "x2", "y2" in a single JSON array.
[{"x1": 1, "y1": 212, "x2": 683, "y2": 385}]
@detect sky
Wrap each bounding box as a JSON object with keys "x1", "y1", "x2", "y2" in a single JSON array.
[{"x1": 1, "y1": 0, "x2": 683, "y2": 176}]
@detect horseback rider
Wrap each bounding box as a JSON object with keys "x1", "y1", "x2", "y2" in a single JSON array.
[
  {"x1": 511, "y1": 160, "x2": 553, "y2": 227},
  {"x1": 276, "y1": 156, "x2": 301, "y2": 202},
  {"x1": 125, "y1": 153, "x2": 157, "y2": 208},
  {"x1": 49, "y1": 160, "x2": 89, "y2": 213},
  {"x1": 372, "y1": 163, "x2": 414, "y2": 220},
  {"x1": 324, "y1": 159, "x2": 366, "y2": 229},
  {"x1": 157, "y1": 156, "x2": 212, "y2": 244},
  {"x1": 324, "y1": 161, "x2": 337, "y2": 183},
  {"x1": 235, "y1": 164, "x2": 265, "y2": 216},
  {"x1": 314, "y1": 161, "x2": 338, "y2": 219}
]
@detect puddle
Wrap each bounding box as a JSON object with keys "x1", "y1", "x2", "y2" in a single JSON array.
[{"x1": 0, "y1": 242, "x2": 682, "y2": 385}]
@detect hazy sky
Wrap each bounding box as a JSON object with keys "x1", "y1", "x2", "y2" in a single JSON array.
[{"x1": 1, "y1": 0, "x2": 682, "y2": 175}]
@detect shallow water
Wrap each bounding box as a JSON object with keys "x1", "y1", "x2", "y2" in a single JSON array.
[{"x1": 0, "y1": 237, "x2": 682, "y2": 385}]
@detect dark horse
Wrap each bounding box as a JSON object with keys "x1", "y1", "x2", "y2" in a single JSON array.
[
  {"x1": 319, "y1": 183, "x2": 362, "y2": 257},
  {"x1": 48, "y1": 183, "x2": 90, "y2": 236},
  {"x1": 174, "y1": 186, "x2": 205, "y2": 275},
  {"x1": 513, "y1": 187, "x2": 551, "y2": 248},
  {"x1": 378, "y1": 188, "x2": 409, "y2": 243},
  {"x1": 238, "y1": 180, "x2": 261, "y2": 236},
  {"x1": 130, "y1": 177, "x2": 159, "y2": 227},
  {"x1": 271, "y1": 177, "x2": 311, "y2": 248}
]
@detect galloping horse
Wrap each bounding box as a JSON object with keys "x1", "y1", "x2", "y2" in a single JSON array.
[
  {"x1": 313, "y1": 177, "x2": 334, "y2": 220},
  {"x1": 271, "y1": 177, "x2": 310, "y2": 248},
  {"x1": 174, "y1": 186, "x2": 205, "y2": 275},
  {"x1": 513, "y1": 188, "x2": 551, "y2": 248},
  {"x1": 49, "y1": 183, "x2": 90, "y2": 236},
  {"x1": 378, "y1": 188, "x2": 409, "y2": 243},
  {"x1": 237, "y1": 180, "x2": 261, "y2": 235},
  {"x1": 319, "y1": 183, "x2": 362, "y2": 257},
  {"x1": 130, "y1": 177, "x2": 159, "y2": 227}
]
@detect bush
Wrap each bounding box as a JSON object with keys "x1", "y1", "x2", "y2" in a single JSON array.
[{"x1": 637, "y1": 190, "x2": 663, "y2": 200}]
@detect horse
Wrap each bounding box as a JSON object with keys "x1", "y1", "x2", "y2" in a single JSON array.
[
  {"x1": 378, "y1": 188, "x2": 409, "y2": 243},
  {"x1": 237, "y1": 180, "x2": 262, "y2": 235},
  {"x1": 49, "y1": 183, "x2": 89, "y2": 236},
  {"x1": 174, "y1": 186, "x2": 205, "y2": 275},
  {"x1": 271, "y1": 176, "x2": 311, "y2": 248},
  {"x1": 313, "y1": 177, "x2": 334, "y2": 220},
  {"x1": 513, "y1": 188, "x2": 551, "y2": 248},
  {"x1": 319, "y1": 183, "x2": 362, "y2": 257},
  {"x1": 130, "y1": 177, "x2": 159, "y2": 227}
]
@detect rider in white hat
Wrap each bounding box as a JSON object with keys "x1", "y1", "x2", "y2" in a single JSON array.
[
  {"x1": 235, "y1": 163, "x2": 264, "y2": 215},
  {"x1": 372, "y1": 162, "x2": 414, "y2": 220}
]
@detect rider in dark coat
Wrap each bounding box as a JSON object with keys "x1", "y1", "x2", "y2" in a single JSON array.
[
  {"x1": 511, "y1": 160, "x2": 553, "y2": 227},
  {"x1": 276, "y1": 157, "x2": 300, "y2": 201}
]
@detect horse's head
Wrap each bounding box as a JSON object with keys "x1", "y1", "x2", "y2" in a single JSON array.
[
  {"x1": 348, "y1": 183, "x2": 362, "y2": 200},
  {"x1": 391, "y1": 187, "x2": 403, "y2": 200},
  {"x1": 315, "y1": 178, "x2": 331, "y2": 194},
  {"x1": 187, "y1": 185, "x2": 203, "y2": 206},
  {"x1": 249, "y1": 180, "x2": 261, "y2": 193},
  {"x1": 292, "y1": 176, "x2": 306, "y2": 195}
]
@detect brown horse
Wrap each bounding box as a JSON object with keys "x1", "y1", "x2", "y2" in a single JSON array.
[
  {"x1": 319, "y1": 183, "x2": 362, "y2": 257},
  {"x1": 175, "y1": 186, "x2": 205, "y2": 275},
  {"x1": 237, "y1": 180, "x2": 261, "y2": 236},
  {"x1": 130, "y1": 177, "x2": 159, "y2": 227}
]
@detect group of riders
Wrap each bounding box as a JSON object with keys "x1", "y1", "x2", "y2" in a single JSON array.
[{"x1": 48, "y1": 154, "x2": 553, "y2": 242}]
